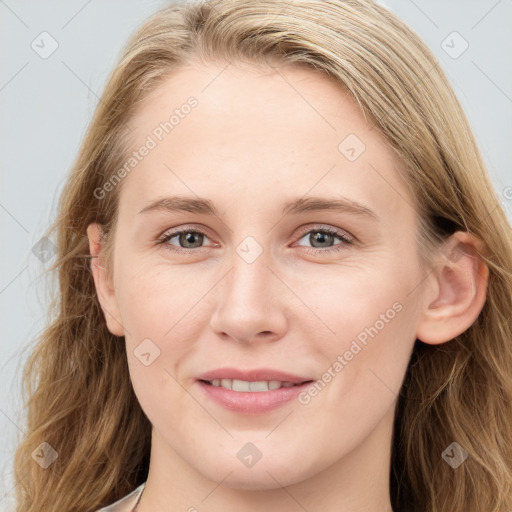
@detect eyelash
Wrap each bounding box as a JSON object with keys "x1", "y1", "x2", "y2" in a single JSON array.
[{"x1": 156, "y1": 225, "x2": 354, "y2": 255}]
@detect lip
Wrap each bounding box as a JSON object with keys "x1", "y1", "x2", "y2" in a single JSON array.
[
  {"x1": 196, "y1": 367, "x2": 314, "y2": 384},
  {"x1": 197, "y1": 380, "x2": 314, "y2": 415},
  {"x1": 195, "y1": 367, "x2": 316, "y2": 415}
]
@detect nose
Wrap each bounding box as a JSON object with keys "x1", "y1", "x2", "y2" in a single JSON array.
[{"x1": 208, "y1": 253, "x2": 288, "y2": 345}]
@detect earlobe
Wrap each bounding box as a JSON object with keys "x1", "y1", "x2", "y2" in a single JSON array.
[
  {"x1": 86, "y1": 223, "x2": 125, "y2": 337},
  {"x1": 416, "y1": 231, "x2": 489, "y2": 345}
]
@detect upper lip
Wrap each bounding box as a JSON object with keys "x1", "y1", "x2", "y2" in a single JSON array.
[{"x1": 197, "y1": 367, "x2": 315, "y2": 384}]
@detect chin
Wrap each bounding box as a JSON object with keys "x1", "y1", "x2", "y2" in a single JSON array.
[
  {"x1": 220, "y1": 471, "x2": 302, "y2": 491},
  {"x1": 199, "y1": 458, "x2": 310, "y2": 491}
]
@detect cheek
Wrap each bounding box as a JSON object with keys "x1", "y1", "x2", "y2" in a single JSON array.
[
  {"x1": 120, "y1": 265, "x2": 198, "y2": 424},
  {"x1": 299, "y1": 301, "x2": 416, "y2": 458},
  {"x1": 116, "y1": 264, "x2": 200, "y2": 399},
  {"x1": 330, "y1": 306, "x2": 416, "y2": 427},
  {"x1": 295, "y1": 260, "x2": 410, "y2": 337},
  {"x1": 116, "y1": 260, "x2": 202, "y2": 337},
  {"x1": 307, "y1": 263, "x2": 418, "y2": 397}
]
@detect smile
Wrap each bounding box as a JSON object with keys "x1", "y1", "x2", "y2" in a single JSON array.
[{"x1": 202, "y1": 378, "x2": 313, "y2": 392}]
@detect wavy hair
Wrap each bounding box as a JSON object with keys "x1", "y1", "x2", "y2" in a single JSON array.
[{"x1": 13, "y1": 1, "x2": 512, "y2": 511}]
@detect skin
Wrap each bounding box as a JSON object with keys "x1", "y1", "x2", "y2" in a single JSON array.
[{"x1": 87, "y1": 61, "x2": 489, "y2": 512}]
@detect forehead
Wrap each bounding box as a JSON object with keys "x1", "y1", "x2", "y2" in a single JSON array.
[{"x1": 119, "y1": 62, "x2": 415, "y2": 223}]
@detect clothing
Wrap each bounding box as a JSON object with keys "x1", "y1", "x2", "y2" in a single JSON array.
[{"x1": 95, "y1": 482, "x2": 146, "y2": 512}]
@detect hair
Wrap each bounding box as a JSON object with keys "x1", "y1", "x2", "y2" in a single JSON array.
[{"x1": 12, "y1": 0, "x2": 512, "y2": 511}]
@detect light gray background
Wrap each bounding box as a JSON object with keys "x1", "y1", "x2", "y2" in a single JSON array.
[{"x1": 1, "y1": 0, "x2": 511, "y2": 508}]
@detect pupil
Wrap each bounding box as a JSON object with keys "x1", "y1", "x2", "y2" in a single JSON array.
[
  {"x1": 311, "y1": 231, "x2": 332, "y2": 248},
  {"x1": 181, "y1": 232, "x2": 202, "y2": 248}
]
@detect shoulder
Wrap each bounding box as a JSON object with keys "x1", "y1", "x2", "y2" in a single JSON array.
[{"x1": 94, "y1": 482, "x2": 146, "y2": 512}]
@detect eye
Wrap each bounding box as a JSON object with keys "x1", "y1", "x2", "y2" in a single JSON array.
[
  {"x1": 157, "y1": 227, "x2": 214, "y2": 253},
  {"x1": 294, "y1": 226, "x2": 354, "y2": 254},
  {"x1": 156, "y1": 225, "x2": 354, "y2": 255}
]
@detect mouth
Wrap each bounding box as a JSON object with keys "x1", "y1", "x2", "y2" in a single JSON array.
[
  {"x1": 196, "y1": 377, "x2": 316, "y2": 414},
  {"x1": 198, "y1": 378, "x2": 315, "y2": 392},
  {"x1": 195, "y1": 368, "x2": 316, "y2": 413}
]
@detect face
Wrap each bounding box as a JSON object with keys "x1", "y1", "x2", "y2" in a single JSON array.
[{"x1": 91, "y1": 61, "x2": 429, "y2": 490}]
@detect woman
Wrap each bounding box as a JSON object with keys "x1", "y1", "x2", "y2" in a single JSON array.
[{"x1": 13, "y1": 0, "x2": 512, "y2": 511}]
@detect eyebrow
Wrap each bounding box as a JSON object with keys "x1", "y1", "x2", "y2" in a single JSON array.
[{"x1": 138, "y1": 195, "x2": 378, "y2": 220}]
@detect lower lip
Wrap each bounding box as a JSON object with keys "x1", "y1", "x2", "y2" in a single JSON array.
[{"x1": 197, "y1": 380, "x2": 314, "y2": 414}]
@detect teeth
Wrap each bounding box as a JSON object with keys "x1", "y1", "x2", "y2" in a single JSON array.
[
  {"x1": 208, "y1": 379, "x2": 301, "y2": 392},
  {"x1": 249, "y1": 381, "x2": 267, "y2": 392},
  {"x1": 232, "y1": 379, "x2": 251, "y2": 392}
]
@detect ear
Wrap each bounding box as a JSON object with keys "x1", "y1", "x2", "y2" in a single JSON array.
[
  {"x1": 416, "y1": 231, "x2": 489, "y2": 345},
  {"x1": 87, "y1": 223, "x2": 125, "y2": 337}
]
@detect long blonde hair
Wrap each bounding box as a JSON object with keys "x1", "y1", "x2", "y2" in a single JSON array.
[{"x1": 13, "y1": 1, "x2": 512, "y2": 511}]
